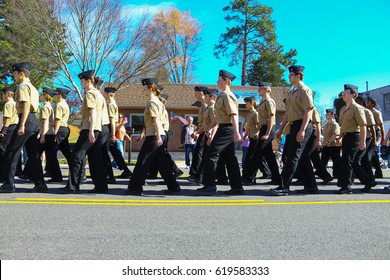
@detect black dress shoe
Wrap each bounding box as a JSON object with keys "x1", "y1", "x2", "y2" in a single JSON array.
[
  {"x1": 118, "y1": 170, "x2": 132, "y2": 178},
  {"x1": 164, "y1": 188, "x2": 181, "y2": 195},
  {"x1": 295, "y1": 188, "x2": 319, "y2": 194},
  {"x1": 80, "y1": 178, "x2": 87, "y2": 183},
  {"x1": 174, "y1": 170, "x2": 184, "y2": 178},
  {"x1": 43, "y1": 172, "x2": 51, "y2": 178},
  {"x1": 224, "y1": 188, "x2": 245, "y2": 195},
  {"x1": 292, "y1": 179, "x2": 304, "y2": 186},
  {"x1": 384, "y1": 186, "x2": 390, "y2": 192},
  {"x1": 106, "y1": 177, "x2": 116, "y2": 184},
  {"x1": 28, "y1": 185, "x2": 49, "y2": 193},
  {"x1": 88, "y1": 188, "x2": 108, "y2": 194},
  {"x1": 187, "y1": 176, "x2": 202, "y2": 185},
  {"x1": 0, "y1": 184, "x2": 16, "y2": 193},
  {"x1": 196, "y1": 185, "x2": 217, "y2": 194},
  {"x1": 61, "y1": 187, "x2": 79, "y2": 194},
  {"x1": 242, "y1": 178, "x2": 254, "y2": 186},
  {"x1": 270, "y1": 187, "x2": 289, "y2": 196},
  {"x1": 360, "y1": 181, "x2": 377, "y2": 193},
  {"x1": 322, "y1": 177, "x2": 333, "y2": 184},
  {"x1": 124, "y1": 189, "x2": 143, "y2": 196},
  {"x1": 264, "y1": 180, "x2": 280, "y2": 185},
  {"x1": 18, "y1": 174, "x2": 32, "y2": 180},
  {"x1": 334, "y1": 187, "x2": 352, "y2": 194}
]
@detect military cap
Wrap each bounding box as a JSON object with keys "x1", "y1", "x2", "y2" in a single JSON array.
[
  {"x1": 1, "y1": 87, "x2": 14, "y2": 93},
  {"x1": 12, "y1": 62, "x2": 32, "y2": 72},
  {"x1": 56, "y1": 88, "x2": 70, "y2": 96},
  {"x1": 78, "y1": 70, "x2": 95, "y2": 80},
  {"x1": 95, "y1": 77, "x2": 104, "y2": 86},
  {"x1": 288, "y1": 65, "x2": 305, "y2": 74},
  {"x1": 326, "y1": 109, "x2": 335, "y2": 114},
  {"x1": 344, "y1": 84, "x2": 358, "y2": 91},
  {"x1": 104, "y1": 87, "x2": 116, "y2": 93},
  {"x1": 158, "y1": 85, "x2": 164, "y2": 91},
  {"x1": 366, "y1": 96, "x2": 377, "y2": 105},
  {"x1": 194, "y1": 86, "x2": 208, "y2": 92},
  {"x1": 244, "y1": 96, "x2": 257, "y2": 102},
  {"x1": 338, "y1": 91, "x2": 344, "y2": 97},
  {"x1": 219, "y1": 70, "x2": 236, "y2": 81},
  {"x1": 161, "y1": 94, "x2": 169, "y2": 100},
  {"x1": 141, "y1": 78, "x2": 158, "y2": 86},
  {"x1": 258, "y1": 82, "x2": 272, "y2": 87},
  {"x1": 42, "y1": 87, "x2": 56, "y2": 97},
  {"x1": 204, "y1": 88, "x2": 219, "y2": 97}
]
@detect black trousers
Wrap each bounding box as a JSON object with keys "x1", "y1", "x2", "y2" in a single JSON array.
[
  {"x1": 203, "y1": 124, "x2": 242, "y2": 189},
  {"x1": 353, "y1": 138, "x2": 374, "y2": 185},
  {"x1": 100, "y1": 125, "x2": 115, "y2": 180},
  {"x1": 189, "y1": 132, "x2": 205, "y2": 178},
  {"x1": 306, "y1": 129, "x2": 331, "y2": 181},
  {"x1": 40, "y1": 134, "x2": 62, "y2": 180},
  {"x1": 362, "y1": 139, "x2": 375, "y2": 179},
  {"x1": 321, "y1": 146, "x2": 341, "y2": 178},
  {"x1": 68, "y1": 129, "x2": 104, "y2": 191},
  {"x1": 337, "y1": 133, "x2": 360, "y2": 189},
  {"x1": 109, "y1": 141, "x2": 131, "y2": 172},
  {"x1": 280, "y1": 120, "x2": 313, "y2": 190},
  {"x1": 242, "y1": 138, "x2": 257, "y2": 177},
  {"x1": 242, "y1": 126, "x2": 280, "y2": 183},
  {"x1": 0, "y1": 124, "x2": 17, "y2": 178},
  {"x1": 128, "y1": 135, "x2": 180, "y2": 192},
  {"x1": 56, "y1": 126, "x2": 72, "y2": 168},
  {"x1": 1, "y1": 113, "x2": 44, "y2": 186},
  {"x1": 89, "y1": 125, "x2": 109, "y2": 190}
]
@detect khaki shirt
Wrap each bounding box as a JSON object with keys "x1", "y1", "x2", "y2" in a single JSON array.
[
  {"x1": 203, "y1": 104, "x2": 216, "y2": 131},
  {"x1": 144, "y1": 96, "x2": 164, "y2": 136},
  {"x1": 257, "y1": 96, "x2": 276, "y2": 126},
  {"x1": 162, "y1": 108, "x2": 169, "y2": 131},
  {"x1": 197, "y1": 101, "x2": 207, "y2": 130},
  {"x1": 246, "y1": 108, "x2": 259, "y2": 138},
  {"x1": 312, "y1": 108, "x2": 320, "y2": 125},
  {"x1": 286, "y1": 82, "x2": 314, "y2": 122},
  {"x1": 55, "y1": 100, "x2": 69, "y2": 127},
  {"x1": 339, "y1": 102, "x2": 366, "y2": 134},
  {"x1": 282, "y1": 122, "x2": 290, "y2": 135},
  {"x1": 100, "y1": 94, "x2": 110, "y2": 126},
  {"x1": 81, "y1": 88, "x2": 103, "y2": 131},
  {"x1": 364, "y1": 108, "x2": 375, "y2": 139},
  {"x1": 39, "y1": 102, "x2": 55, "y2": 135},
  {"x1": 371, "y1": 108, "x2": 383, "y2": 128},
  {"x1": 215, "y1": 90, "x2": 238, "y2": 124},
  {"x1": 15, "y1": 82, "x2": 39, "y2": 114},
  {"x1": 3, "y1": 100, "x2": 19, "y2": 125},
  {"x1": 107, "y1": 99, "x2": 118, "y2": 123},
  {"x1": 322, "y1": 119, "x2": 340, "y2": 147}
]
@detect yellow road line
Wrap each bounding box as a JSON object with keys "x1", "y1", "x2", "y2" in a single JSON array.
[{"x1": 15, "y1": 198, "x2": 264, "y2": 203}]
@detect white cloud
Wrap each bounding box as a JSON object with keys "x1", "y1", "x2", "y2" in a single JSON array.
[{"x1": 122, "y1": 2, "x2": 176, "y2": 18}]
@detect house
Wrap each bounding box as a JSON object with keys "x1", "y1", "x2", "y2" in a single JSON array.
[
  {"x1": 361, "y1": 85, "x2": 390, "y2": 133},
  {"x1": 113, "y1": 83, "x2": 289, "y2": 151}
]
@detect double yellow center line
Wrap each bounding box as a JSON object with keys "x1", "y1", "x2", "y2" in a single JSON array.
[{"x1": 0, "y1": 198, "x2": 390, "y2": 207}]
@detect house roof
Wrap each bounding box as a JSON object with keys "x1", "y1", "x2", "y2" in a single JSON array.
[{"x1": 113, "y1": 83, "x2": 289, "y2": 112}]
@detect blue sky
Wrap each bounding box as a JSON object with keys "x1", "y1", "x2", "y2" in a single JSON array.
[{"x1": 123, "y1": 0, "x2": 390, "y2": 107}]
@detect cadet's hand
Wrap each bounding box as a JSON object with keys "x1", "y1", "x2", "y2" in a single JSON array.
[
  {"x1": 275, "y1": 130, "x2": 282, "y2": 141},
  {"x1": 316, "y1": 140, "x2": 322, "y2": 149},
  {"x1": 359, "y1": 141, "x2": 366, "y2": 151},
  {"x1": 18, "y1": 125, "x2": 25, "y2": 136},
  {"x1": 253, "y1": 133, "x2": 259, "y2": 140},
  {"x1": 157, "y1": 137, "x2": 163, "y2": 147},
  {"x1": 40, "y1": 135, "x2": 45, "y2": 144},
  {"x1": 336, "y1": 138, "x2": 342, "y2": 146},
  {"x1": 296, "y1": 130, "x2": 305, "y2": 143},
  {"x1": 234, "y1": 132, "x2": 241, "y2": 143},
  {"x1": 110, "y1": 135, "x2": 116, "y2": 143},
  {"x1": 261, "y1": 134, "x2": 269, "y2": 141},
  {"x1": 206, "y1": 130, "x2": 212, "y2": 139},
  {"x1": 88, "y1": 131, "x2": 96, "y2": 143},
  {"x1": 0, "y1": 133, "x2": 4, "y2": 139}
]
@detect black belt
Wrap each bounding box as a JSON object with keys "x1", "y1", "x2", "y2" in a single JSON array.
[
  {"x1": 219, "y1": 124, "x2": 232, "y2": 127},
  {"x1": 344, "y1": 132, "x2": 359, "y2": 135}
]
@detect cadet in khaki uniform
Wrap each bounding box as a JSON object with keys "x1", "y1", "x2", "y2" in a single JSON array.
[
  {"x1": 335, "y1": 84, "x2": 367, "y2": 194},
  {"x1": 38, "y1": 88, "x2": 62, "y2": 182},
  {"x1": 243, "y1": 83, "x2": 281, "y2": 185},
  {"x1": 0, "y1": 87, "x2": 19, "y2": 177},
  {"x1": 355, "y1": 96, "x2": 377, "y2": 192},
  {"x1": 199, "y1": 70, "x2": 243, "y2": 195},
  {"x1": 63, "y1": 70, "x2": 106, "y2": 193},
  {"x1": 240, "y1": 96, "x2": 258, "y2": 176},
  {"x1": 188, "y1": 86, "x2": 208, "y2": 182},
  {"x1": 0, "y1": 62, "x2": 47, "y2": 193},
  {"x1": 53, "y1": 88, "x2": 72, "y2": 179},
  {"x1": 321, "y1": 109, "x2": 341, "y2": 178},
  {"x1": 104, "y1": 87, "x2": 132, "y2": 179},
  {"x1": 126, "y1": 78, "x2": 180, "y2": 196},
  {"x1": 366, "y1": 97, "x2": 384, "y2": 178},
  {"x1": 270, "y1": 65, "x2": 314, "y2": 196}
]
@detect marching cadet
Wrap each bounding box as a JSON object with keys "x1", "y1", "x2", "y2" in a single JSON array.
[
  {"x1": 198, "y1": 70, "x2": 244, "y2": 195},
  {"x1": 188, "y1": 86, "x2": 208, "y2": 183},
  {"x1": 240, "y1": 95, "x2": 259, "y2": 184},
  {"x1": 53, "y1": 88, "x2": 72, "y2": 179},
  {"x1": 270, "y1": 65, "x2": 314, "y2": 196},
  {"x1": 104, "y1": 87, "x2": 132, "y2": 179},
  {"x1": 0, "y1": 87, "x2": 19, "y2": 178},
  {"x1": 355, "y1": 95, "x2": 377, "y2": 192},
  {"x1": 366, "y1": 97, "x2": 385, "y2": 178},
  {"x1": 242, "y1": 82, "x2": 281, "y2": 186},
  {"x1": 62, "y1": 70, "x2": 107, "y2": 193},
  {"x1": 321, "y1": 109, "x2": 341, "y2": 179},
  {"x1": 39, "y1": 88, "x2": 62, "y2": 182},
  {"x1": 334, "y1": 84, "x2": 368, "y2": 194},
  {"x1": 126, "y1": 78, "x2": 181, "y2": 196},
  {"x1": 0, "y1": 62, "x2": 47, "y2": 193}
]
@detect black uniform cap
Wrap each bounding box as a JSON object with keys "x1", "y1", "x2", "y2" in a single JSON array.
[
  {"x1": 366, "y1": 96, "x2": 377, "y2": 105},
  {"x1": 78, "y1": 70, "x2": 95, "y2": 80},
  {"x1": 56, "y1": 88, "x2": 70, "y2": 96},
  {"x1": 42, "y1": 87, "x2": 56, "y2": 97},
  {"x1": 219, "y1": 70, "x2": 236, "y2": 81},
  {"x1": 141, "y1": 78, "x2": 158, "y2": 86},
  {"x1": 194, "y1": 86, "x2": 208, "y2": 93},
  {"x1": 288, "y1": 65, "x2": 305, "y2": 74},
  {"x1": 244, "y1": 96, "x2": 257, "y2": 102},
  {"x1": 326, "y1": 109, "x2": 335, "y2": 114},
  {"x1": 1, "y1": 87, "x2": 14, "y2": 93},
  {"x1": 204, "y1": 88, "x2": 219, "y2": 97},
  {"x1": 104, "y1": 87, "x2": 116, "y2": 93},
  {"x1": 12, "y1": 62, "x2": 32, "y2": 72},
  {"x1": 161, "y1": 94, "x2": 169, "y2": 100},
  {"x1": 344, "y1": 84, "x2": 358, "y2": 91},
  {"x1": 158, "y1": 85, "x2": 164, "y2": 91},
  {"x1": 258, "y1": 82, "x2": 272, "y2": 87},
  {"x1": 95, "y1": 77, "x2": 104, "y2": 86}
]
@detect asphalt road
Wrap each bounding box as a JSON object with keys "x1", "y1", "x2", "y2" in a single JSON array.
[{"x1": 1, "y1": 162, "x2": 390, "y2": 260}]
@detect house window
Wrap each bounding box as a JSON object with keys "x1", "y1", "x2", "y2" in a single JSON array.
[
  {"x1": 384, "y1": 93, "x2": 390, "y2": 112},
  {"x1": 126, "y1": 114, "x2": 144, "y2": 134}
]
